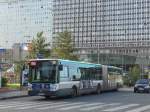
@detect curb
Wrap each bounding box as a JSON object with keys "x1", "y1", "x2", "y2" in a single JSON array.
[
  {"x1": 0, "y1": 95, "x2": 29, "y2": 100},
  {"x1": 119, "y1": 88, "x2": 133, "y2": 92},
  {"x1": 0, "y1": 91, "x2": 29, "y2": 100}
]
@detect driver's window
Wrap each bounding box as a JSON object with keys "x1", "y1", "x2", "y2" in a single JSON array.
[{"x1": 60, "y1": 66, "x2": 69, "y2": 82}]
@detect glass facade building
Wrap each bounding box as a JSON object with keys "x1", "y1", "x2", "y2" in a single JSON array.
[
  {"x1": 53, "y1": 0, "x2": 150, "y2": 64},
  {"x1": 0, "y1": 0, "x2": 53, "y2": 48}
]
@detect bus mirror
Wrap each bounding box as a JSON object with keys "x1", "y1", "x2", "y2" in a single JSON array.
[{"x1": 59, "y1": 65, "x2": 63, "y2": 71}]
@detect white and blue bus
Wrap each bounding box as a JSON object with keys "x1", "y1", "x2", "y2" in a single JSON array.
[{"x1": 28, "y1": 59, "x2": 123, "y2": 98}]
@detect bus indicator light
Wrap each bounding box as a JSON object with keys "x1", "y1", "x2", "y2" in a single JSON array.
[{"x1": 30, "y1": 62, "x2": 36, "y2": 66}]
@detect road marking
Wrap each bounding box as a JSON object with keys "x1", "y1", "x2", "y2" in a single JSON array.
[
  {"x1": 80, "y1": 103, "x2": 120, "y2": 111},
  {"x1": 0, "y1": 101, "x2": 67, "y2": 109},
  {"x1": 17, "y1": 102, "x2": 67, "y2": 110},
  {"x1": 0, "y1": 102, "x2": 24, "y2": 106},
  {"x1": 103, "y1": 104, "x2": 139, "y2": 111},
  {"x1": 0, "y1": 101, "x2": 43, "y2": 106},
  {"x1": 0, "y1": 103, "x2": 38, "y2": 109},
  {"x1": 126, "y1": 105, "x2": 150, "y2": 112},
  {"x1": 37, "y1": 102, "x2": 83, "y2": 110},
  {"x1": 58, "y1": 103, "x2": 103, "y2": 110}
]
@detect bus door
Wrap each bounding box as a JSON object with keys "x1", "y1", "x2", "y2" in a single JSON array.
[
  {"x1": 79, "y1": 68, "x2": 94, "y2": 90},
  {"x1": 108, "y1": 73, "x2": 116, "y2": 89},
  {"x1": 102, "y1": 65, "x2": 109, "y2": 90}
]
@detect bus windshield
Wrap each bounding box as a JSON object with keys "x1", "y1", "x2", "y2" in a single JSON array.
[{"x1": 29, "y1": 61, "x2": 57, "y2": 83}]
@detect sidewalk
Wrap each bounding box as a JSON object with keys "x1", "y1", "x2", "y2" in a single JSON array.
[
  {"x1": 119, "y1": 87, "x2": 134, "y2": 92},
  {"x1": 0, "y1": 88, "x2": 28, "y2": 100}
]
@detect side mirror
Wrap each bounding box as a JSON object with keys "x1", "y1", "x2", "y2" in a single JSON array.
[{"x1": 59, "y1": 65, "x2": 63, "y2": 71}]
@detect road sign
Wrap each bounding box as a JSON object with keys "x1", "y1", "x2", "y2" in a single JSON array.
[{"x1": 21, "y1": 69, "x2": 29, "y2": 86}]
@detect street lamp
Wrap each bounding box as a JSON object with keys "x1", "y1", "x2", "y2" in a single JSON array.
[
  {"x1": 97, "y1": 42, "x2": 100, "y2": 64},
  {"x1": 0, "y1": 65, "x2": 1, "y2": 88},
  {"x1": 87, "y1": 41, "x2": 100, "y2": 64}
]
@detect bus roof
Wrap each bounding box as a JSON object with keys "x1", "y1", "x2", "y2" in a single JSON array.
[
  {"x1": 28, "y1": 58, "x2": 102, "y2": 66},
  {"x1": 29, "y1": 58, "x2": 60, "y2": 61},
  {"x1": 28, "y1": 59, "x2": 124, "y2": 69}
]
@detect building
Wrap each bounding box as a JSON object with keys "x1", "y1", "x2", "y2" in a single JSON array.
[
  {"x1": 12, "y1": 43, "x2": 28, "y2": 62},
  {"x1": 53, "y1": 0, "x2": 150, "y2": 67},
  {"x1": 0, "y1": 0, "x2": 53, "y2": 48}
]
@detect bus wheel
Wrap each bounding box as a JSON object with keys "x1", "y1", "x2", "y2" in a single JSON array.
[
  {"x1": 72, "y1": 87, "x2": 77, "y2": 97},
  {"x1": 44, "y1": 95, "x2": 51, "y2": 99},
  {"x1": 96, "y1": 85, "x2": 101, "y2": 94}
]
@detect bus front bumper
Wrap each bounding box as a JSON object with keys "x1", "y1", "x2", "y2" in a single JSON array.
[{"x1": 28, "y1": 90, "x2": 59, "y2": 97}]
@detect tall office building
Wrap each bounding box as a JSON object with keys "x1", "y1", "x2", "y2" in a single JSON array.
[
  {"x1": 53, "y1": 0, "x2": 150, "y2": 65},
  {"x1": 0, "y1": 0, "x2": 53, "y2": 48}
]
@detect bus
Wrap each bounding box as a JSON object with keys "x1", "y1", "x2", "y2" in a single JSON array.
[{"x1": 27, "y1": 59, "x2": 123, "y2": 98}]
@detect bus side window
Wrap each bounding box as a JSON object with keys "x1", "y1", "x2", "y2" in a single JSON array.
[
  {"x1": 69, "y1": 67, "x2": 80, "y2": 81},
  {"x1": 60, "y1": 66, "x2": 69, "y2": 82}
]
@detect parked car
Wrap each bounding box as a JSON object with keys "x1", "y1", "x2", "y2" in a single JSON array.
[{"x1": 134, "y1": 79, "x2": 150, "y2": 93}]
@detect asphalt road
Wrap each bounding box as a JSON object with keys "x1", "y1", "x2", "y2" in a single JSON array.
[{"x1": 0, "y1": 89, "x2": 150, "y2": 112}]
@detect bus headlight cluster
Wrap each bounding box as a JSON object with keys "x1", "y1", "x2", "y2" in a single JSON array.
[
  {"x1": 50, "y1": 84, "x2": 59, "y2": 91},
  {"x1": 28, "y1": 83, "x2": 32, "y2": 91}
]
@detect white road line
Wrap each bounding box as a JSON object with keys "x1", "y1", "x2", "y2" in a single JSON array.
[
  {"x1": 37, "y1": 102, "x2": 83, "y2": 110},
  {"x1": 0, "y1": 101, "x2": 39, "y2": 106},
  {"x1": 80, "y1": 103, "x2": 120, "y2": 111},
  {"x1": 103, "y1": 104, "x2": 139, "y2": 111},
  {"x1": 0, "y1": 103, "x2": 38, "y2": 109},
  {"x1": 125, "y1": 105, "x2": 150, "y2": 112},
  {"x1": 58, "y1": 103, "x2": 103, "y2": 110},
  {"x1": 0, "y1": 102, "x2": 65, "y2": 110},
  {"x1": 0, "y1": 102, "x2": 33, "y2": 107},
  {"x1": 0, "y1": 102, "x2": 24, "y2": 106},
  {"x1": 17, "y1": 102, "x2": 68, "y2": 110}
]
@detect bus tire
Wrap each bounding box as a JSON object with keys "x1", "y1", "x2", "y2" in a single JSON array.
[
  {"x1": 44, "y1": 95, "x2": 51, "y2": 99},
  {"x1": 72, "y1": 86, "x2": 78, "y2": 97},
  {"x1": 96, "y1": 84, "x2": 101, "y2": 94}
]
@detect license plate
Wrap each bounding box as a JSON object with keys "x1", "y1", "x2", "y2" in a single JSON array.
[{"x1": 138, "y1": 88, "x2": 144, "y2": 90}]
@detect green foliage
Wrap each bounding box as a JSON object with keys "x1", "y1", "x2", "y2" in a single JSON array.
[
  {"x1": 27, "y1": 31, "x2": 51, "y2": 59},
  {"x1": 7, "y1": 83, "x2": 20, "y2": 89},
  {"x1": 52, "y1": 31, "x2": 79, "y2": 61},
  {"x1": 14, "y1": 61, "x2": 25, "y2": 83},
  {"x1": 123, "y1": 75, "x2": 130, "y2": 86},
  {"x1": 1, "y1": 77, "x2": 8, "y2": 87},
  {"x1": 128, "y1": 65, "x2": 141, "y2": 85},
  {"x1": 14, "y1": 61, "x2": 24, "y2": 73}
]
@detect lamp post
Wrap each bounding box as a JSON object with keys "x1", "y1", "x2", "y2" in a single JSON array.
[
  {"x1": 97, "y1": 42, "x2": 100, "y2": 64},
  {"x1": 87, "y1": 41, "x2": 100, "y2": 64},
  {"x1": 0, "y1": 65, "x2": 1, "y2": 88}
]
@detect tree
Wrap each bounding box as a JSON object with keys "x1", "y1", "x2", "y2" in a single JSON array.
[
  {"x1": 27, "y1": 32, "x2": 51, "y2": 59},
  {"x1": 14, "y1": 61, "x2": 25, "y2": 83},
  {"x1": 128, "y1": 65, "x2": 141, "y2": 85},
  {"x1": 52, "y1": 31, "x2": 79, "y2": 60}
]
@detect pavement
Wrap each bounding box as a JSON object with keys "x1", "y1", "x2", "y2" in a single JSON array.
[
  {"x1": 0, "y1": 88, "x2": 28, "y2": 100},
  {"x1": 119, "y1": 87, "x2": 134, "y2": 92},
  {"x1": 0, "y1": 87, "x2": 133, "y2": 100},
  {"x1": 0, "y1": 89, "x2": 150, "y2": 112}
]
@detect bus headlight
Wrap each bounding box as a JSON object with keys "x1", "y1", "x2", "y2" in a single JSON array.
[
  {"x1": 28, "y1": 83, "x2": 32, "y2": 91},
  {"x1": 50, "y1": 84, "x2": 59, "y2": 91}
]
